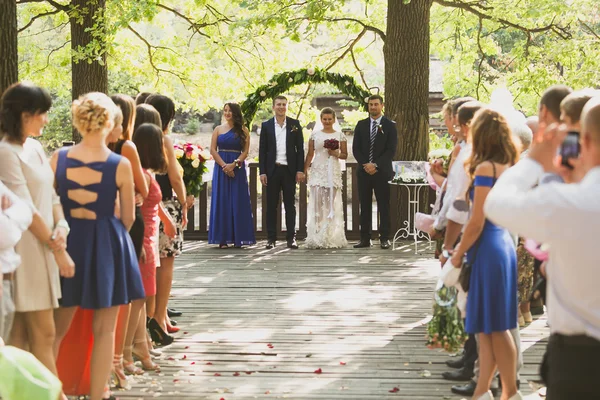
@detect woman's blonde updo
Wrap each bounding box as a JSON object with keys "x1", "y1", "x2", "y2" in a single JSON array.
[{"x1": 72, "y1": 92, "x2": 117, "y2": 136}]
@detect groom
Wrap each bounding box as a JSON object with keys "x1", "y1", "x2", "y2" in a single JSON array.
[
  {"x1": 352, "y1": 95, "x2": 397, "y2": 249},
  {"x1": 259, "y1": 95, "x2": 305, "y2": 249}
]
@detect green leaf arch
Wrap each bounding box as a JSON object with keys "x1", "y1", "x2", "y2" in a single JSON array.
[{"x1": 241, "y1": 68, "x2": 370, "y2": 128}]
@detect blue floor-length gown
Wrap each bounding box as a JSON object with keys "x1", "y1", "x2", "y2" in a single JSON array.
[
  {"x1": 208, "y1": 130, "x2": 256, "y2": 246},
  {"x1": 465, "y1": 175, "x2": 518, "y2": 334}
]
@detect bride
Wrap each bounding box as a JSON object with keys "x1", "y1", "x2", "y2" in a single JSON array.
[{"x1": 303, "y1": 107, "x2": 348, "y2": 248}]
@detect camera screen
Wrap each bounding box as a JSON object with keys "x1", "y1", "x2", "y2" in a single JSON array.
[{"x1": 561, "y1": 135, "x2": 579, "y2": 159}]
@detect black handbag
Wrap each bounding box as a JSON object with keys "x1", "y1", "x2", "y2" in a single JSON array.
[
  {"x1": 458, "y1": 238, "x2": 481, "y2": 292},
  {"x1": 458, "y1": 163, "x2": 496, "y2": 292}
]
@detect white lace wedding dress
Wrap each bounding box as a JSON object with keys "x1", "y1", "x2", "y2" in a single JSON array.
[{"x1": 305, "y1": 130, "x2": 348, "y2": 249}]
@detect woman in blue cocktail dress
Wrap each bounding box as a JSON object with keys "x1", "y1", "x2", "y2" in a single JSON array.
[
  {"x1": 450, "y1": 108, "x2": 521, "y2": 400},
  {"x1": 208, "y1": 103, "x2": 256, "y2": 248}
]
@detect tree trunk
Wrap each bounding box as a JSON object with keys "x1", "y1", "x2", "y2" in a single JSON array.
[
  {"x1": 0, "y1": 0, "x2": 18, "y2": 94},
  {"x1": 384, "y1": 0, "x2": 432, "y2": 161},
  {"x1": 70, "y1": 0, "x2": 108, "y2": 142}
]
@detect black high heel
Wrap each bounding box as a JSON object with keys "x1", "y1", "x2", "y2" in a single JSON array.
[{"x1": 148, "y1": 318, "x2": 174, "y2": 346}]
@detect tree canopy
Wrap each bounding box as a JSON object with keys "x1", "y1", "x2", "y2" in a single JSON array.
[{"x1": 8, "y1": 0, "x2": 600, "y2": 153}]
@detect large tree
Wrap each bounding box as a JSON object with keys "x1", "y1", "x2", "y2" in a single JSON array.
[{"x1": 0, "y1": 0, "x2": 18, "y2": 94}]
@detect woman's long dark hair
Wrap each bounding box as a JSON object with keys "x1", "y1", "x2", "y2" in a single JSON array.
[
  {"x1": 225, "y1": 102, "x2": 246, "y2": 149},
  {"x1": 0, "y1": 82, "x2": 52, "y2": 142}
]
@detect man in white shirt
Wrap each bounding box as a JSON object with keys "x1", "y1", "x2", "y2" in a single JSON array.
[
  {"x1": 259, "y1": 96, "x2": 306, "y2": 249},
  {"x1": 0, "y1": 182, "x2": 34, "y2": 340},
  {"x1": 485, "y1": 96, "x2": 600, "y2": 399}
]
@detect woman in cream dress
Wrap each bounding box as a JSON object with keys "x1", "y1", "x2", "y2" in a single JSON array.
[{"x1": 0, "y1": 82, "x2": 74, "y2": 397}]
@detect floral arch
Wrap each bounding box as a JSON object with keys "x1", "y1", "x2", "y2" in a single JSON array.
[{"x1": 241, "y1": 68, "x2": 371, "y2": 128}]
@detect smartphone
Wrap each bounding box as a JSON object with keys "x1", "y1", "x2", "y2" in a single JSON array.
[{"x1": 560, "y1": 131, "x2": 580, "y2": 169}]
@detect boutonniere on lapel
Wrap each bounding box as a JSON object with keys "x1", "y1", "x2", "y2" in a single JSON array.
[
  {"x1": 376, "y1": 123, "x2": 384, "y2": 135},
  {"x1": 291, "y1": 125, "x2": 299, "y2": 134}
]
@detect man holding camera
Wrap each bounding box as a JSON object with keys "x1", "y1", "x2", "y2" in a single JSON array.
[{"x1": 485, "y1": 95, "x2": 600, "y2": 399}]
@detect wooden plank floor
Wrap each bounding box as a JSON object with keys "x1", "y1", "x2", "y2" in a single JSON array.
[{"x1": 119, "y1": 240, "x2": 548, "y2": 400}]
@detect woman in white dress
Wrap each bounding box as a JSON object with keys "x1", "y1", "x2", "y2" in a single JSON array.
[{"x1": 303, "y1": 108, "x2": 348, "y2": 248}]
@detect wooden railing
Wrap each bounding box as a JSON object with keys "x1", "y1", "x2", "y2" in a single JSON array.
[
  {"x1": 184, "y1": 162, "x2": 373, "y2": 241},
  {"x1": 183, "y1": 161, "x2": 434, "y2": 242}
]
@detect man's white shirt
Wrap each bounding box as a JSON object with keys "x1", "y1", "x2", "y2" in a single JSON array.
[
  {"x1": 434, "y1": 141, "x2": 471, "y2": 230},
  {"x1": 0, "y1": 181, "x2": 34, "y2": 274},
  {"x1": 485, "y1": 158, "x2": 600, "y2": 341},
  {"x1": 274, "y1": 119, "x2": 287, "y2": 165}
]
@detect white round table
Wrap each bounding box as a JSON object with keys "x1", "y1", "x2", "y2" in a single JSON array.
[{"x1": 388, "y1": 181, "x2": 432, "y2": 253}]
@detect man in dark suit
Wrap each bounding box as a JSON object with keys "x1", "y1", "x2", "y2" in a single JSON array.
[
  {"x1": 259, "y1": 95, "x2": 305, "y2": 249},
  {"x1": 352, "y1": 95, "x2": 397, "y2": 249}
]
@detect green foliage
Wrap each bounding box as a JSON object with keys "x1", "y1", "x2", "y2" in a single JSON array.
[
  {"x1": 185, "y1": 117, "x2": 201, "y2": 135},
  {"x1": 429, "y1": 130, "x2": 453, "y2": 152},
  {"x1": 39, "y1": 95, "x2": 72, "y2": 153},
  {"x1": 241, "y1": 68, "x2": 370, "y2": 128}
]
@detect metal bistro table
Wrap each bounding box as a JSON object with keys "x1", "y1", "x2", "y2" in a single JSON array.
[{"x1": 389, "y1": 181, "x2": 432, "y2": 253}]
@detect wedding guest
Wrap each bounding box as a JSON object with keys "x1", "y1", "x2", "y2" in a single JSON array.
[
  {"x1": 511, "y1": 124, "x2": 532, "y2": 157},
  {"x1": 135, "y1": 92, "x2": 152, "y2": 106},
  {"x1": 528, "y1": 85, "x2": 573, "y2": 318},
  {"x1": 259, "y1": 95, "x2": 305, "y2": 249},
  {"x1": 539, "y1": 85, "x2": 573, "y2": 126},
  {"x1": 484, "y1": 96, "x2": 600, "y2": 400},
  {"x1": 0, "y1": 82, "x2": 75, "y2": 396},
  {"x1": 124, "y1": 123, "x2": 177, "y2": 373},
  {"x1": 433, "y1": 101, "x2": 483, "y2": 384},
  {"x1": 525, "y1": 116, "x2": 539, "y2": 136},
  {"x1": 134, "y1": 103, "x2": 162, "y2": 132},
  {"x1": 145, "y1": 94, "x2": 186, "y2": 344},
  {"x1": 108, "y1": 94, "x2": 150, "y2": 386},
  {"x1": 209, "y1": 103, "x2": 255, "y2": 248},
  {"x1": 0, "y1": 184, "x2": 33, "y2": 340},
  {"x1": 450, "y1": 108, "x2": 521, "y2": 399},
  {"x1": 352, "y1": 95, "x2": 397, "y2": 249},
  {"x1": 52, "y1": 92, "x2": 145, "y2": 400},
  {"x1": 303, "y1": 107, "x2": 348, "y2": 249},
  {"x1": 560, "y1": 89, "x2": 599, "y2": 130}
]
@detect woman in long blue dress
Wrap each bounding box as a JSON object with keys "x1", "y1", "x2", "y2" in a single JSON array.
[
  {"x1": 52, "y1": 92, "x2": 145, "y2": 400},
  {"x1": 208, "y1": 103, "x2": 256, "y2": 248},
  {"x1": 450, "y1": 108, "x2": 521, "y2": 400}
]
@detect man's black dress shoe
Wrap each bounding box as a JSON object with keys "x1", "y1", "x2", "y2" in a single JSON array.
[
  {"x1": 287, "y1": 238, "x2": 298, "y2": 249},
  {"x1": 451, "y1": 380, "x2": 498, "y2": 397},
  {"x1": 167, "y1": 308, "x2": 182, "y2": 317},
  {"x1": 266, "y1": 240, "x2": 276, "y2": 249},
  {"x1": 353, "y1": 240, "x2": 372, "y2": 248},
  {"x1": 445, "y1": 357, "x2": 465, "y2": 369},
  {"x1": 442, "y1": 367, "x2": 473, "y2": 381},
  {"x1": 380, "y1": 239, "x2": 391, "y2": 249}
]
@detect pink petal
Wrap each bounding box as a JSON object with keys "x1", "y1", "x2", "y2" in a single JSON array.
[
  {"x1": 214, "y1": 373, "x2": 221, "y2": 376},
  {"x1": 314, "y1": 368, "x2": 322, "y2": 374},
  {"x1": 339, "y1": 361, "x2": 346, "y2": 365},
  {"x1": 233, "y1": 372, "x2": 240, "y2": 376}
]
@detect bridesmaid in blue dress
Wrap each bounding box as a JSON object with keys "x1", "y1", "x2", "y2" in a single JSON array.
[
  {"x1": 450, "y1": 108, "x2": 521, "y2": 400},
  {"x1": 209, "y1": 103, "x2": 256, "y2": 248},
  {"x1": 51, "y1": 93, "x2": 145, "y2": 400}
]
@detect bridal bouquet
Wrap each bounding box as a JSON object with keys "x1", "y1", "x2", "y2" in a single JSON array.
[
  {"x1": 323, "y1": 138, "x2": 340, "y2": 150},
  {"x1": 426, "y1": 286, "x2": 467, "y2": 353},
  {"x1": 174, "y1": 141, "x2": 211, "y2": 197},
  {"x1": 428, "y1": 148, "x2": 452, "y2": 176}
]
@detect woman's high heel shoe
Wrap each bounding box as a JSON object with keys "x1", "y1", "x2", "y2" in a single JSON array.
[
  {"x1": 148, "y1": 318, "x2": 174, "y2": 346},
  {"x1": 476, "y1": 391, "x2": 494, "y2": 400},
  {"x1": 123, "y1": 345, "x2": 144, "y2": 375},
  {"x1": 112, "y1": 354, "x2": 131, "y2": 390},
  {"x1": 132, "y1": 340, "x2": 161, "y2": 372}
]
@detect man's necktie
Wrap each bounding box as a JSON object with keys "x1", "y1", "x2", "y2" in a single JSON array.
[{"x1": 369, "y1": 120, "x2": 377, "y2": 162}]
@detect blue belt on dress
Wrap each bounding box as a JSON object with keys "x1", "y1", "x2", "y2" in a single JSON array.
[{"x1": 219, "y1": 149, "x2": 241, "y2": 153}]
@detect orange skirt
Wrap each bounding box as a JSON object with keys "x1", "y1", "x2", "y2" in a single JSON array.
[{"x1": 56, "y1": 308, "x2": 93, "y2": 396}]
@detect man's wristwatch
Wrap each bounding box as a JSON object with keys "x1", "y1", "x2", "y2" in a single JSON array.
[{"x1": 442, "y1": 249, "x2": 453, "y2": 259}]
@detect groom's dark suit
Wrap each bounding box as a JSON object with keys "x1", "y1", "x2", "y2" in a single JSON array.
[
  {"x1": 259, "y1": 116, "x2": 305, "y2": 241},
  {"x1": 352, "y1": 116, "x2": 397, "y2": 241}
]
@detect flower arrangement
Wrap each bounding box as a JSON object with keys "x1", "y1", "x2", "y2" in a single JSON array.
[
  {"x1": 426, "y1": 286, "x2": 466, "y2": 353},
  {"x1": 323, "y1": 138, "x2": 340, "y2": 150},
  {"x1": 392, "y1": 165, "x2": 426, "y2": 184},
  {"x1": 428, "y1": 148, "x2": 452, "y2": 176},
  {"x1": 174, "y1": 141, "x2": 211, "y2": 197}
]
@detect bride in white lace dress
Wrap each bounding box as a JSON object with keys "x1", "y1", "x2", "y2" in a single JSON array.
[{"x1": 303, "y1": 108, "x2": 348, "y2": 248}]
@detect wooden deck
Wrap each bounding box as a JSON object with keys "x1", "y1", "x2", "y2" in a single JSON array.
[{"x1": 119, "y1": 240, "x2": 548, "y2": 400}]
